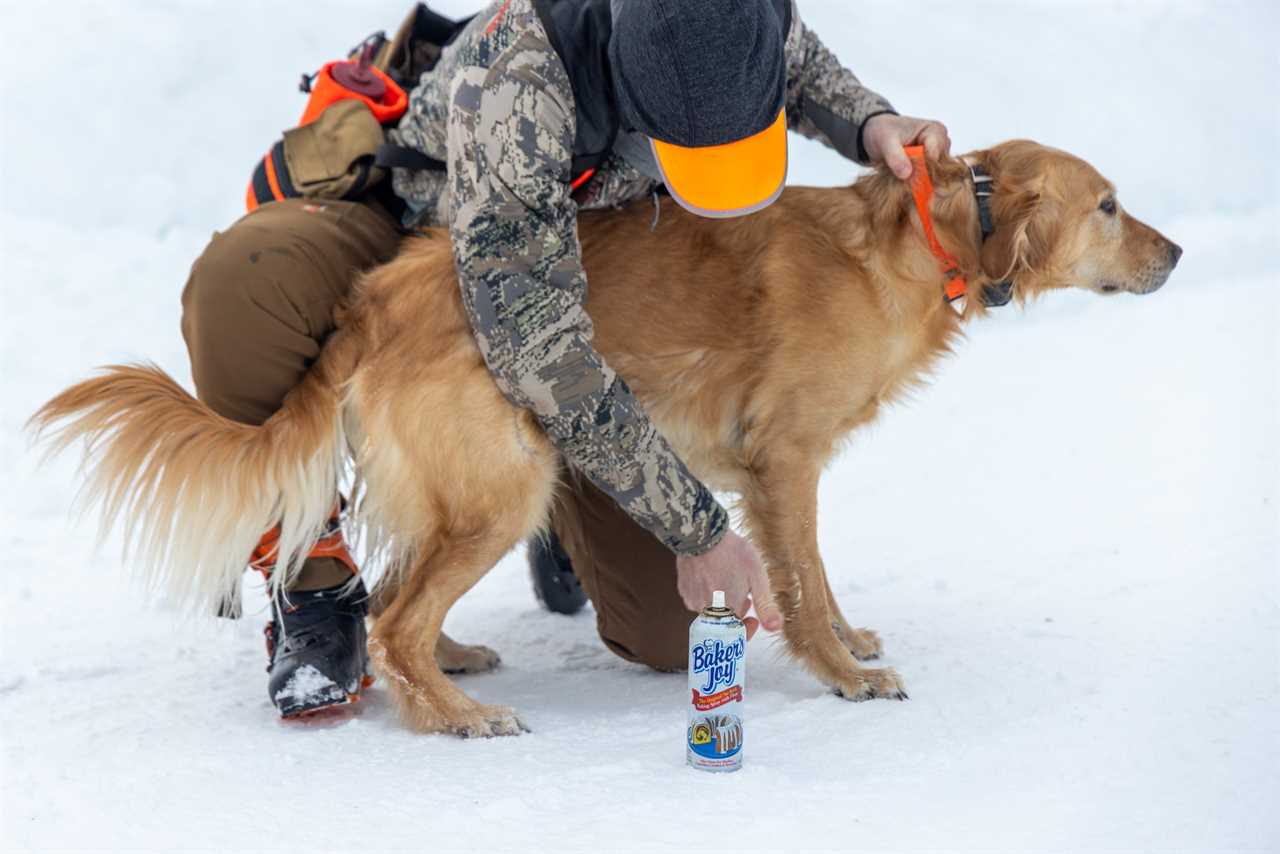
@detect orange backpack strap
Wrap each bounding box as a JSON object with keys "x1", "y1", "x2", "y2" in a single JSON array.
[{"x1": 246, "y1": 141, "x2": 296, "y2": 212}]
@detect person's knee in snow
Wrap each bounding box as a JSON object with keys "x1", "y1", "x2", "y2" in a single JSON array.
[{"x1": 598, "y1": 611, "x2": 690, "y2": 673}]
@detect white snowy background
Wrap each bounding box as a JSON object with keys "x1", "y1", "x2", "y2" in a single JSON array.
[{"x1": 2, "y1": 0, "x2": 1277, "y2": 851}]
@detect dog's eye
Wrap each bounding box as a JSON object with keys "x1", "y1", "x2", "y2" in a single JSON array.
[{"x1": 1099, "y1": 198, "x2": 1117, "y2": 216}]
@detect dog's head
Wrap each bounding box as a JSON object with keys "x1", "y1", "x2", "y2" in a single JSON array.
[{"x1": 969, "y1": 140, "x2": 1181, "y2": 299}]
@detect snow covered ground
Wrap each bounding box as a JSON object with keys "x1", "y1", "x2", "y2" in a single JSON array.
[{"x1": 2, "y1": 1, "x2": 1277, "y2": 851}]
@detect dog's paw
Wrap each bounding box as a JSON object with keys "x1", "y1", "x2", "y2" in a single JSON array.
[
  {"x1": 449, "y1": 704, "x2": 530, "y2": 738},
  {"x1": 833, "y1": 667, "x2": 908, "y2": 702},
  {"x1": 833, "y1": 623, "x2": 883, "y2": 661},
  {"x1": 436, "y1": 641, "x2": 502, "y2": 675}
]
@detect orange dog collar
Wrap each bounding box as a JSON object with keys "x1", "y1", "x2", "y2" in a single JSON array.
[{"x1": 904, "y1": 145, "x2": 968, "y2": 305}]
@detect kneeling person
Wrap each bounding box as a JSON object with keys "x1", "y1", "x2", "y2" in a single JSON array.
[{"x1": 182, "y1": 0, "x2": 949, "y2": 716}]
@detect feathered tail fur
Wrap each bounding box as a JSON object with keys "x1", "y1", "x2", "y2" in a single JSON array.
[{"x1": 28, "y1": 330, "x2": 360, "y2": 612}]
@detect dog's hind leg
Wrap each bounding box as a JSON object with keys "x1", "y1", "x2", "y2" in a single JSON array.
[
  {"x1": 742, "y1": 450, "x2": 906, "y2": 700},
  {"x1": 358, "y1": 401, "x2": 558, "y2": 735},
  {"x1": 368, "y1": 573, "x2": 501, "y2": 674},
  {"x1": 369, "y1": 532, "x2": 531, "y2": 736}
]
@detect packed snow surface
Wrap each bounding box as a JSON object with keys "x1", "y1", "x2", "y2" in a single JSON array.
[{"x1": 2, "y1": 1, "x2": 1276, "y2": 852}]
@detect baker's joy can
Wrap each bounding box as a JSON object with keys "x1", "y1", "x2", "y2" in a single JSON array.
[{"x1": 687, "y1": 590, "x2": 746, "y2": 772}]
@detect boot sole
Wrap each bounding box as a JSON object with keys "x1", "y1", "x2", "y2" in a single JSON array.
[{"x1": 280, "y1": 674, "x2": 375, "y2": 720}]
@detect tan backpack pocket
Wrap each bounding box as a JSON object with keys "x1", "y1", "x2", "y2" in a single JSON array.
[
  {"x1": 282, "y1": 100, "x2": 386, "y2": 200},
  {"x1": 243, "y1": 5, "x2": 473, "y2": 214},
  {"x1": 247, "y1": 100, "x2": 387, "y2": 210}
]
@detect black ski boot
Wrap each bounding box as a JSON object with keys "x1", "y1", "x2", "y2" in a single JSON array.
[
  {"x1": 528, "y1": 532, "x2": 587, "y2": 615},
  {"x1": 265, "y1": 578, "x2": 372, "y2": 718}
]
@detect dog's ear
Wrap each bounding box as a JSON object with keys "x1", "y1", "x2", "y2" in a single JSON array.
[{"x1": 979, "y1": 180, "x2": 1045, "y2": 285}]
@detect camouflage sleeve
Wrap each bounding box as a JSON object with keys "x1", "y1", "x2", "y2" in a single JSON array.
[
  {"x1": 446, "y1": 58, "x2": 729, "y2": 557},
  {"x1": 784, "y1": 0, "x2": 898, "y2": 164}
]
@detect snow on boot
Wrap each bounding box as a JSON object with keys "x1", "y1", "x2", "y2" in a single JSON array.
[
  {"x1": 528, "y1": 532, "x2": 587, "y2": 615},
  {"x1": 265, "y1": 578, "x2": 372, "y2": 718}
]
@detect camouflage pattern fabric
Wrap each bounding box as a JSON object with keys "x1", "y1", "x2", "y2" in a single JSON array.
[
  {"x1": 782, "y1": 3, "x2": 896, "y2": 159},
  {"x1": 389, "y1": 0, "x2": 895, "y2": 556}
]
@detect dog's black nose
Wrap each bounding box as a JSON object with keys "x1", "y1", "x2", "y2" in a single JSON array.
[{"x1": 1168, "y1": 242, "x2": 1183, "y2": 266}]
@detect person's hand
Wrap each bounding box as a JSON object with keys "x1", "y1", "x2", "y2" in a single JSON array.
[
  {"x1": 863, "y1": 113, "x2": 952, "y2": 181},
  {"x1": 676, "y1": 531, "x2": 782, "y2": 640}
]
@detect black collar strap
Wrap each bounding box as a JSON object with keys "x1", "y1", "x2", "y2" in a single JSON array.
[
  {"x1": 970, "y1": 162, "x2": 996, "y2": 238},
  {"x1": 968, "y1": 161, "x2": 1014, "y2": 308}
]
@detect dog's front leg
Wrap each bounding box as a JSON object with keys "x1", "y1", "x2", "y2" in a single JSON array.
[{"x1": 742, "y1": 451, "x2": 906, "y2": 700}]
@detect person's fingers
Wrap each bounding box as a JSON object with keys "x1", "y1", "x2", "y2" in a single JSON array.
[
  {"x1": 748, "y1": 561, "x2": 783, "y2": 632},
  {"x1": 676, "y1": 569, "x2": 703, "y2": 613},
  {"x1": 743, "y1": 616, "x2": 760, "y2": 641},
  {"x1": 918, "y1": 125, "x2": 939, "y2": 159},
  {"x1": 920, "y1": 122, "x2": 950, "y2": 161},
  {"x1": 882, "y1": 140, "x2": 913, "y2": 180}
]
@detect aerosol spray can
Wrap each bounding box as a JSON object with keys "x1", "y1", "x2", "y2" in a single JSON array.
[{"x1": 687, "y1": 590, "x2": 746, "y2": 772}]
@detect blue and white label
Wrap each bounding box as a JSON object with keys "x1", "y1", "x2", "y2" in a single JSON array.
[{"x1": 691, "y1": 637, "x2": 746, "y2": 694}]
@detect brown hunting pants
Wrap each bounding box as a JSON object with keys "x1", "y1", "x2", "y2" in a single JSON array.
[{"x1": 180, "y1": 199, "x2": 692, "y2": 671}]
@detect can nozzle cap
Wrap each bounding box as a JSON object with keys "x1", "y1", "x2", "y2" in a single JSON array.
[{"x1": 712, "y1": 590, "x2": 726, "y2": 609}]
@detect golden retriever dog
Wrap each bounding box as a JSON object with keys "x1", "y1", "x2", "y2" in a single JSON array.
[{"x1": 31, "y1": 141, "x2": 1180, "y2": 736}]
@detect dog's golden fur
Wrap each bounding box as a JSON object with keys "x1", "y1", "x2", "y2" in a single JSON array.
[{"x1": 31, "y1": 141, "x2": 1179, "y2": 735}]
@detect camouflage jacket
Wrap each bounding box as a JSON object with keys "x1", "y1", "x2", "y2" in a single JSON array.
[{"x1": 390, "y1": 0, "x2": 895, "y2": 556}]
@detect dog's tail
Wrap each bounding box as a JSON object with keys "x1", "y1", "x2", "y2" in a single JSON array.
[{"x1": 28, "y1": 329, "x2": 362, "y2": 613}]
